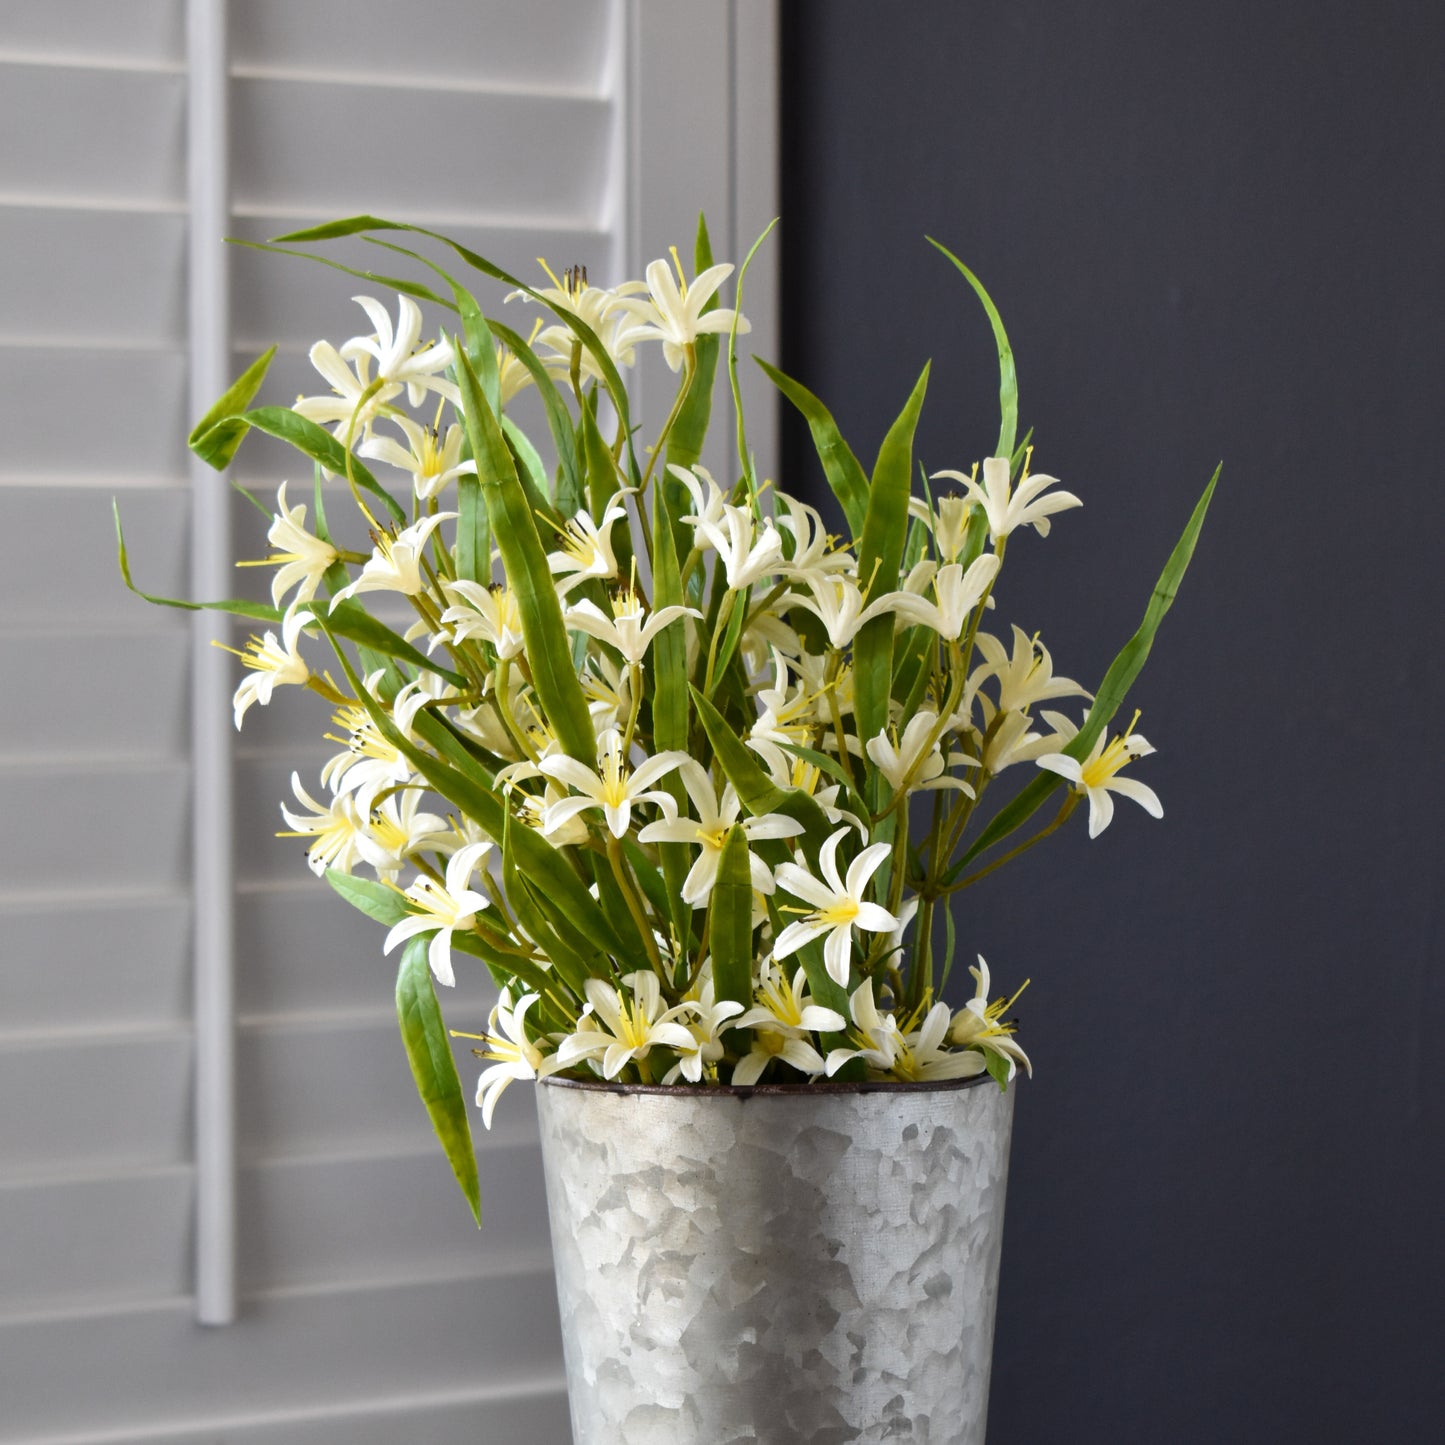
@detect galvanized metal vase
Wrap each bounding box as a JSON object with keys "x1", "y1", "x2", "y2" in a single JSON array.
[{"x1": 536, "y1": 1074, "x2": 1015, "y2": 1445}]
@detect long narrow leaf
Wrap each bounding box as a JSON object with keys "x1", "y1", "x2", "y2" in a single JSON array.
[
  {"x1": 854, "y1": 364, "x2": 930, "y2": 748},
  {"x1": 954, "y1": 466, "x2": 1220, "y2": 871},
  {"x1": 926, "y1": 238, "x2": 1018, "y2": 460},
  {"x1": 326, "y1": 868, "x2": 409, "y2": 926},
  {"x1": 690, "y1": 685, "x2": 832, "y2": 848},
  {"x1": 454, "y1": 347, "x2": 596, "y2": 764},
  {"x1": 395, "y1": 935, "x2": 481, "y2": 1226},
  {"x1": 710, "y1": 826, "x2": 755, "y2": 1009},
  {"x1": 755, "y1": 359, "x2": 869, "y2": 540},
  {"x1": 187, "y1": 347, "x2": 276, "y2": 465}
]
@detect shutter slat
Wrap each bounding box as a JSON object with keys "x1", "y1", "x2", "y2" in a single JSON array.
[
  {"x1": 230, "y1": 0, "x2": 610, "y2": 91},
  {"x1": 0, "y1": 206, "x2": 186, "y2": 344},
  {"x1": 0, "y1": 632, "x2": 188, "y2": 757},
  {"x1": 0, "y1": 1140, "x2": 547, "y2": 1311},
  {"x1": 231, "y1": 78, "x2": 609, "y2": 224},
  {"x1": 0, "y1": 0, "x2": 181, "y2": 66},
  {"x1": 0, "y1": 1272, "x2": 563, "y2": 1441},
  {"x1": 0, "y1": 352, "x2": 190, "y2": 480},
  {"x1": 0, "y1": 63, "x2": 186, "y2": 206}
]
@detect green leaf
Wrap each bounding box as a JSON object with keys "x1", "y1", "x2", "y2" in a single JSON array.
[
  {"x1": 927, "y1": 238, "x2": 1018, "y2": 459},
  {"x1": 484, "y1": 315, "x2": 580, "y2": 514},
  {"x1": 939, "y1": 902, "x2": 958, "y2": 997},
  {"x1": 755, "y1": 359, "x2": 870, "y2": 540},
  {"x1": 854, "y1": 363, "x2": 930, "y2": 749},
  {"x1": 325, "y1": 868, "x2": 409, "y2": 926},
  {"x1": 710, "y1": 825, "x2": 755, "y2": 1009},
  {"x1": 192, "y1": 404, "x2": 408, "y2": 525},
  {"x1": 187, "y1": 347, "x2": 276, "y2": 465},
  {"x1": 500, "y1": 810, "x2": 598, "y2": 998},
  {"x1": 228, "y1": 237, "x2": 453, "y2": 309},
  {"x1": 272, "y1": 214, "x2": 409, "y2": 243},
  {"x1": 326, "y1": 599, "x2": 466, "y2": 687},
  {"x1": 454, "y1": 345, "x2": 596, "y2": 764},
  {"x1": 690, "y1": 685, "x2": 833, "y2": 848},
  {"x1": 726, "y1": 218, "x2": 779, "y2": 485},
  {"x1": 663, "y1": 218, "x2": 721, "y2": 480},
  {"x1": 318, "y1": 622, "x2": 630, "y2": 958},
  {"x1": 955, "y1": 465, "x2": 1221, "y2": 871},
  {"x1": 395, "y1": 935, "x2": 481, "y2": 1226},
  {"x1": 115, "y1": 503, "x2": 279, "y2": 621}
]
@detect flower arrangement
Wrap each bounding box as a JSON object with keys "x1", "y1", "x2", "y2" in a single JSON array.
[{"x1": 119, "y1": 214, "x2": 1215, "y2": 1221}]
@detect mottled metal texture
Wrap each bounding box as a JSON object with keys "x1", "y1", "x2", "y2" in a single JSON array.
[{"x1": 536, "y1": 1076, "x2": 1015, "y2": 1445}]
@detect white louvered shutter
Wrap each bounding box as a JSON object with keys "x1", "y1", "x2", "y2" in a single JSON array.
[{"x1": 0, "y1": 2, "x2": 777, "y2": 1440}]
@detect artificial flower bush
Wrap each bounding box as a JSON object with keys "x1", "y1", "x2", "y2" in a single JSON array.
[{"x1": 119, "y1": 214, "x2": 1214, "y2": 1220}]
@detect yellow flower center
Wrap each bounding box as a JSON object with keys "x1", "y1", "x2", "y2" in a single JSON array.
[
  {"x1": 817, "y1": 898, "x2": 859, "y2": 929},
  {"x1": 1079, "y1": 711, "x2": 1145, "y2": 789}
]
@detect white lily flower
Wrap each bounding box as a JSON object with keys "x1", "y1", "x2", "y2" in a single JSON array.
[
  {"x1": 731, "y1": 957, "x2": 846, "y2": 1086},
  {"x1": 546, "y1": 500, "x2": 629, "y2": 598},
  {"x1": 826, "y1": 978, "x2": 986, "y2": 1082},
  {"x1": 773, "y1": 827, "x2": 899, "y2": 986},
  {"x1": 564, "y1": 587, "x2": 701, "y2": 666},
  {"x1": 359, "y1": 416, "x2": 476, "y2": 502},
  {"x1": 553, "y1": 972, "x2": 699, "y2": 1080},
  {"x1": 537, "y1": 728, "x2": 689, "y2": 839},
  {"x1": 670, "y1": 463, "x2": 728, "y2": 535},
  {"x1": 579, "y1": 650, "x2": 632, "y2": 735},
  {"x1": 332, "y1": 512, "x2": 456, "y2": 606},
  {"x1": 948, "y1": 956, "x2": 1032, "y2": 1080},
  {"x1": 662, "y1": 965, "x2": 746, "y2": 1084},
  {"x1": 637, "y1": 759, "x2": 801, "y2": 905},
  {"x1": 777, "y1": 574, "x2": 886, "y2": 650},
  {"x1": 972, "y1": 624, "x2": 1090, "y2": 714},
  {"x1": 243, "y1": 482, "x2": 338, "y2": 608},
  {"x1": 383, "y1": 841, "x2": 493, "y2": 988},
  {"x1": 230, "y1": 604, "x2": 313, "y2": 727},
  {"x1": 1035, "y1": 711, "x2": 1162, "y2": 838},
  {"x1": 320, "y1": 695, "x2": 415, "y2": 810},
  {"x1": 611, "y1": 248, "x2": 750, "y2": 371},
  {"x1": 292, "y1": 341, "x2": 399, "y2": 441},
  {"x1": 909, "y1": 492, "x2": 977, "y2": 563},
  {"x1": 777, "y1": 494, "x2": 852, "y2": 582},
  {"x1": 391, "y1": 673, "x2": 461, "y2": 740},
  {"x1": 474, "y1": 989, "x2": 566, "y2": 1129},
  {"x1": 879, "y1": 554, "x2": 1001, "y2": 641},
  {"x1": 865, "y1": 711, "x2": 975, "y2": 796},
  {"x1": 278, "y1": 771, "x2": 369, "y2": 877},
  {"x1": 442, "y1": 580, "x2": 526, "y2": 659},
  {"x1": 697, "y1": 503, "x2": 786, "y2": 591},
  {"x1": 354, "y1": 786, "x2": 453, "y2": 884},
  {"x1": 341, "y1": 293, "x2": 460, "y2": 409},
  {"x1": 932, "y1": 454, "x2": 1082, "y2": 542},
  {"x1": 746, "y1": 648, "x2": 816, "y2": 751}
]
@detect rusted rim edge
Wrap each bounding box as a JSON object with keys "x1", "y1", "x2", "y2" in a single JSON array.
[{"x1": 539, "y1": 1072, "x2": 1002, "y2": 1098}]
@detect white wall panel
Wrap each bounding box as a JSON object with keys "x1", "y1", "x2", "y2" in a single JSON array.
[
  {"x1": 0, "y1": 352, "x2": 190, "y2": 480},
  {"x1": 0, "y1": 1027, "x2": 191, "y2": 1175},
  {"x1": 0, "y1": 1167, "x2": 191, "y2": 1312},
  {"x1": 0, "y1": 63, "x2": 185, "y2": 205},
  {"x1": 0, "y1": 632, "x2": 189, "y2": 757},
  {"x1": 231, "y1": 79, "x2": 610, "y2": 224},
  {"x1": 0, "y1": 489, "x2": 190, "y2": 616},
  {"x1": 0, "y1": 206, "x2": 187, "y2": 343},
  {"x1": 0, "y1": 895, "x2": 190, "y2": 1031},
  {"x1": 0, "y1": 762, "x2": 189, "y2": 892},
  {"x1": 238, "y1": 1140, "x2": 551, "y2": 1291},
  {"x1": 231, "y1": 0, "x2": 610, "y2": 91},
  {"x1": 0, "y1": 0, "x2": 182, "y2": 65},
  {"x1": 0, "y1": 1273, "x2": 564, "y2": 1442}
]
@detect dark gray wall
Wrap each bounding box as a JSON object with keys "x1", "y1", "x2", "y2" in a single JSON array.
[{"x1": 780, "y1": 3, "x2": 1442, "y2": 1440}]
